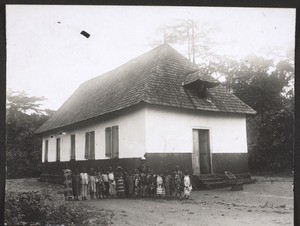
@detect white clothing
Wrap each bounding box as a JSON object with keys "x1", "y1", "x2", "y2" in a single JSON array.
[{"x1": 80, "y1": 172, "x2": 89, "y2": 185}]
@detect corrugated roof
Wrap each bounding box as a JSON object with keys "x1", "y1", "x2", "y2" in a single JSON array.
[{"x1": 37, "y1": 44, "x2": 256, "y2": 134}]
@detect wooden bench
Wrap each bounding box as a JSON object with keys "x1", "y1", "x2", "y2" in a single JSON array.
[{"x1": 225, "y1": 171, "x2": 244, "y2": 191}]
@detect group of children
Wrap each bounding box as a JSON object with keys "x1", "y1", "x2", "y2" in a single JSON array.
[{"x1": 64, "y1": 165, "x2": 193, "y2": 201}]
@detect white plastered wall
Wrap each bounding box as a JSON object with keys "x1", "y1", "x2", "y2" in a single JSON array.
[
  {"x1": 42, "y1": 107, "x2": 146, "y2": 162},
  {"x1": 145, "y1": 105, "x2": 248, "y2": 154}
]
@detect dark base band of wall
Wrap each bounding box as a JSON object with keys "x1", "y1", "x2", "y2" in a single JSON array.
[
  {"x1": 212, "y1": 153, "x2": 249, "y2": 174},
  {"x1": 42, "y1": 153, "x2": 193, "y2": 175},
  {"x1": 41, "y1": 152, "x2": 249, "y2": 180},
  {"x1": 144, "y1": 153, "x2": 193, "y2": 173},
  {"x1": 42, "y1": 158, "x2": 143, "y2": 175}
]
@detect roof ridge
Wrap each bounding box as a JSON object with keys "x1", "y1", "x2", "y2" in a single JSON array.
[{"x1": 80, "y1": 44, "x2": 170, "y2": 88}]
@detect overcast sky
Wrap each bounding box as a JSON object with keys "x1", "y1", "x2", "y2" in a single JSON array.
[{"x1": 6, "y1": 5, "x2": 295, "y2": 111}]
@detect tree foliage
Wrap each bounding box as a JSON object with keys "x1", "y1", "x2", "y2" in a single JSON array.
[
  {"x1": 5, "y1": 191, "x2": 89, "y2": 225},
  {"x1": 218, "y1": 55, "x2": 294, "y2": 172},
  {"x1": 150, "y1": 19, "x2": 219, "y2": 64},
  {"x1": 6, "y1": 90, "x2": 54, "y2": 178}
]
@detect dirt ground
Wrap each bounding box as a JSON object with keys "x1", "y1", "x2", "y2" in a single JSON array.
[{"x1": 5, "y1": 176, "x2": 294, "y2": 226}]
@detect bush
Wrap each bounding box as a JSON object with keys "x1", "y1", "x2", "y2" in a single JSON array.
[{"x1": 5, "y1": 191, "x2": 89, "y2": 225}]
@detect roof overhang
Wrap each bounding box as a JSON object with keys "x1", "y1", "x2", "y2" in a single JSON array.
[{"x1": 184, "y1": 70, "x2": 220, "y2": 88}]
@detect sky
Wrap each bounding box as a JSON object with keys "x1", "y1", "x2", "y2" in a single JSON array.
[{"x1": 6, "y1": 5, "x2": 295, "y2": 111}]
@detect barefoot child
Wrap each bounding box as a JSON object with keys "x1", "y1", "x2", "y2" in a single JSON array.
[
  {"x1": 156, "y1": 171, "x2": 165, "y2": 198},
  {"x1": 174, "y1": 166, "x2": 183, "y2": 198},
  {"x1": 183, "y1": 170, "x2": 192, "y2": 199},
  {"x1": 127, "y1": 171, "x2": 135, "y2": 198},
  {"x1": 116, "y1": 166, "x2": 125, "y2": 198},
  {"x1": 108, "y1": 167, "x2": 116, "y2": 198},
  {"x1": 133, "y1": 168, "x2": 141, "y2": 198},
  {"x1": 102, "y1": 169, "x2": 109, "y2": 197},
  {"x1": 63, "y1": 168, "x2": 73, "y2": 200},
  {"x1": 89, "y1": 168, "x2": 96, "y2": 199},
  {"x1": 164, "y1": 170, "x2": 172, "y2": 198},
  {"x1": 96, "y1": 167, "x2": 105, "y2": 198}
]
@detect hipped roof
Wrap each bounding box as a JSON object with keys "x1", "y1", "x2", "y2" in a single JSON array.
[{"x1": 37, "y1": 44, "x2": 256, "y2": 134}]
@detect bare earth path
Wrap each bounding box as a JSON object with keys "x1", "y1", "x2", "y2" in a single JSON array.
[{"x1": 6, "y1": 176, "x2": 293, "y2": 226}]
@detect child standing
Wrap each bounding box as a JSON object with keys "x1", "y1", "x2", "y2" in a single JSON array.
[
  {"x1": 127, "y1": 171, "x2": 134, "y2": 198},
  {"x1": 174, "y1": 166, "x2": 183, "y2": 198},
  {"x1": 63, "y1": 168, "x2": 73, "y2": 200},
  {"x1": 124, "y1": 171, "x2": 129, "y2": 197},
  {"x1": 170, "y1": 172, "x2": 176, "y2": 198},
  {"x1": 72, "y1": 169, "x2": 81, "y2": 201},
  {"x1": 133, "y1": 168, "x2": 140, "y2": 198},
  {"x1": 115, "y1": 166, "x2": 125, "y2": 198},
  {"x1": 80, "y1": 168, "x2": 89, "y2": 200},
  {"x1": 102, "y1": 169, "x2": 109, "y2": 197},
  {"x1": 164, "y1": 170, "x2": 172, "y2": 198},
  {"x1": 96, "y1": 167, "x2": 105, "y2": 199},
  {"x1": 89, "y1": 168, "x2": 96, "y2": 199},
  {"x1": 156, "y1": 171, "x2": 165, "y2": 198},
  {"x1": 148, "y1": 170, "x2": 156, "y2": 197},
  {"x1": 183, "y1": 170, "x2": 192, "y2": 199},
  {"x1": 108, "y1": 167, "x2": 116, "y2": 198},
  {"x1": 139, "y1": 170, "x2": 147, "y2": 197}
]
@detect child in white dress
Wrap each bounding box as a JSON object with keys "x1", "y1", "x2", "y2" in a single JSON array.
[{"x1": 183, "y1": 170, "x2": 192, "y2": 199}]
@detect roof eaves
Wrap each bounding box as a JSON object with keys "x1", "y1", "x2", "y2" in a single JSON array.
[{"x1": 36, "y1": 99, "x2": 145, "y2": 134}]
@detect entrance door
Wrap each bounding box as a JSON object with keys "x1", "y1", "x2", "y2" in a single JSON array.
[{"x1": 192, "y1": 129, "x2": 211, "y2": 175}]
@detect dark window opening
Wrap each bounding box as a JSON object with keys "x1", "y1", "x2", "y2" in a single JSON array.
[
  {"x1": 197, "y1": 87, "x2": 207, "y2": 98},
  {"x1": 56, "y1": 138, "x2": 60, "y2": 161},
  {"x1": 70, "y1": 134, "x2": 76, "y2": 160},
  {"x1": 44, "y1": 140, "x2": 48, "y2": 162}
]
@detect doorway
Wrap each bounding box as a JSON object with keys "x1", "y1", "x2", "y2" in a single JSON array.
[{"x1": 192, "y1": 129, "x2": 211, "y2": 175}]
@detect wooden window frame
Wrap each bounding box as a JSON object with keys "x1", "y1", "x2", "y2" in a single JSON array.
[
  {"x1": 105, "y1": 126, "x2": 119, "y2": 158},
  {"x1": 85, "y1": 131, "x2": 95, "y2": 160}
]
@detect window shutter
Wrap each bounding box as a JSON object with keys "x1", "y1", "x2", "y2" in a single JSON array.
[
  {"x1": 56, "y1": 138, "x2": 60, "y2": 161},
  {"x1": 45, "y1": 140, "x2": 48, "y2": 162},
  {"x1": 70, "y1": 135, "x2": 76, "y2": 160},
  {"x1": 112, "y1": 126, "x2": 119, "y2": 158},
  {"x1": 85, "y1": 132, "x2": 90, "y2": 159},
  {"x1": 90, "y1": 131, "x2": 95, "y2": 159},
  {"x1": 105, "y1": 127, "x2": 112, "y2": 157}
]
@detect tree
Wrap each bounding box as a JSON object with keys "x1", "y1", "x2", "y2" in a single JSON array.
[
  {"x1": 150, "y1": 19, "x2": 219, "y2": 64},
  {"x1": 218, "y1": 55, "x2": 294, "y2": 172},
  {"x1": 6, "y1": 90, "x2": 54, "y2": 178}
]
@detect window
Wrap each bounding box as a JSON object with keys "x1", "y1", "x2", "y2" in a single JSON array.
[
  {"x1": 85, "y1": 131, "x2": 95, "y2": 160},
  {"x1": 105, "y1": 126, "x2": 119, "y2": 158},
  {"x1": 44, "y1": 140, "x2": 49, "y2": 162},
  {"x1": 56, "y1": 138, "x2": 60, "y2": 161},
  {"x1": 70, "y1": 134, "x2": 76, "y2": 160}
]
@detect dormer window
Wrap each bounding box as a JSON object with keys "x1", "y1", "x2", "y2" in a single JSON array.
[{"x1": 183, "y1": 70, "x2": 220, "y2": 98}]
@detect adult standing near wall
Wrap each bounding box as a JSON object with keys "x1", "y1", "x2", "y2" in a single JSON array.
[
  {"x1": 80, "y1": 168, "x2": 89, "y2": 200},
  {"x1": 138, "y1": 156, "x2": 149, "y2": 173},
  {"x1": 72, "y1": 168, "x2": 81, "y2": 201}
]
